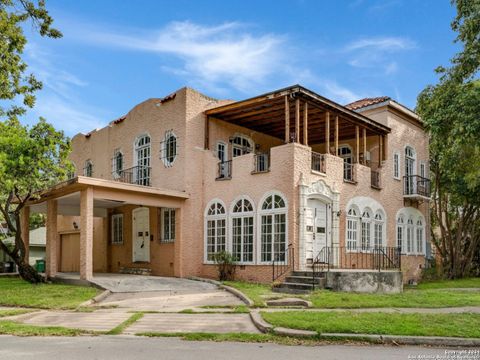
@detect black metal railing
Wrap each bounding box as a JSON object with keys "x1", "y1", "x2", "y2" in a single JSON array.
[
  {"x1": 371, "y1": 170, "x2": 381, "y2": 189},
  {"x1": 312, "y1": 246, "x2": 401, "y2": 279},
  {"x1": 344, "y1": 162, "x2": 355, "y2": 182},
  {"x1": 113, "y1": 165, "x2": 151, "y2": 186},
  {"x1": 403, "y1": 175, "x2": 430, "y2": 197},
  {"x1": 272, "y1": 244, "x2": 295, "y2": 282},
  {"x1": 216, "y1": 160, "x2": 232, "y2": 180},
  {"x1": 253, "y1": 153, "x2": 270, "y2": 173},
  {"x1": 311, "y1": 151, "x2": 326, "y2": 173}
]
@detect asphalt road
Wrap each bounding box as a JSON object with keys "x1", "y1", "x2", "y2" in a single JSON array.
[{"x1": 0, "y1": 335, "x2": 450, "y2": 360}]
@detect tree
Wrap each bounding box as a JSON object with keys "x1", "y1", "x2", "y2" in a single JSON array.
[
  {"x1": 417, "y1": 81, "x2": 480, "y2": 278},
  {"x1": 0, "y1": 119, "x2": 72, "y2": 283},
  {"x1": 1, "y1": 1, "x2": 63, "y2": 282}
]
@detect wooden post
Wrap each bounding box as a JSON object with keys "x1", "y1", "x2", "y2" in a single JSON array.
[
  {"x1": 20, "y1": 206, "x2": 30, "y2": 263},
  {"x1": 363, "y1": 128, "x2": 367, "y2": 164},
  {"x1": 334, "y1": 115, "x2": 339, "y2": 156},
  {"x1": 303, "y1": 102, "x2": 308, "y2": 146},
  {"x1": 284, "y1": 96, "x2": 290, "y2": 143},
  {"x1": 204, "y1": 116, "x2": 210, "y2": 150},
  {"x1": 295, "y1": 98, "x2": 300, "y2": 143},
  {"x1": 325, "y1": 112, "x2": 330, "y2": 154},
  {"x1": 379, "y1": 135, "x2": 383, "y2": 167},
  {"x1": 355, "y1": 126, "x2": 360, "y2": 164}
]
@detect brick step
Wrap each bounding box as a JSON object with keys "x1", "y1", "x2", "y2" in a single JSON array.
[{"x1": 119, "y1": 267, "x2": 152, "y2": 276}]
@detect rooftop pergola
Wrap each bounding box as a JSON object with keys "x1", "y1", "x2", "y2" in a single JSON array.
[{"x1": 205, "y1": 85, "x2": 391, "y2": 163}]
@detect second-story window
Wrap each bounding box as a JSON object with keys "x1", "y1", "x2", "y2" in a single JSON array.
[
  {"x1": 112, "y1": 150, "x2": 123, "y2": 178},
  {"x1": 393, "y1": 152, "x2": 400, "y2": 179},
  {"x1": 135, "y1": 134, "x2": 151, "y2": 186},
  {"x1": 161, "y1": 130, "x2": 177, "y2": 167},
  {"x1": 231, "y1": 135, "x2": 253, "y2": 157},
  {"x1": 84, "y1": 160, "x2": 93, "y2": 177},
  {"x1": 216, "y1": 141, "x2": 227, "y2": 162}
]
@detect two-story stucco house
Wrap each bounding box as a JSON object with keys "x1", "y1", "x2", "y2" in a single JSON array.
[{"x1": 23, "y1": 85, "x2": 430, "y2": 291}]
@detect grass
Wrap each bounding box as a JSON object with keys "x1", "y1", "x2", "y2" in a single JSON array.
[
  {"x1": 262, "y1": 311, "x2": 480, "y2": 338},
  {"x1": 417, "y1": 277, "x2": 480, "y2": 289},
  {"x1": 0, "y1": 277, "x2": 99, "y2": 310},
  {"x1": 107, "y1": 312, "x2": 144, "y2": 335},
  {"x1": 0, "y1": 320, "x2": 87, "y2": 336},
  {"x1": 0, "y1": 309, "x2": 35, "y2": 318},
  {"x1": 224, "y1": 280, "x2": 480, "y2": 308}
]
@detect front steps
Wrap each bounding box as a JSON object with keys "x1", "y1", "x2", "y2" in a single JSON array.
[
  {"x1": 119, "y1": 267, "x2": 152, "y2": 276},
  {"x1": 273, "y1": 271, "x2": 326, "y2": 294}
]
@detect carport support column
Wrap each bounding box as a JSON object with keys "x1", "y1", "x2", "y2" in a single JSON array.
[
  {"x1": 46, "y1": 200, "x2": 58, "y2": 278},
  {"x1": 20, "y1": 206, "x2": 30, "y2": 264},
  {"x1": 80, "y1": 187, "x2": 94, "y2": 281}
]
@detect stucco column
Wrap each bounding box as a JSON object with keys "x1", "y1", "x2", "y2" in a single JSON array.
[
  {"x1": 46, "y1": 200, "x2": 58, "y2": 277},
  {"x1": 174, "y1": 207, "x2": 183, "y2": 277},
  {"x1": 80, "y1": 187, "x2": 94, "y2": 281},
  {"x1": 20, "y1": 206, "x2": 30, "y2": 264}
]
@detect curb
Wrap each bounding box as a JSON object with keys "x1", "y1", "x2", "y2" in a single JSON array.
[
  {"x1": 188, "y1": 276, "x2": 254, "y2": 307},
  {"x1": 79, "y1": 289, "x2": 111, "y2": 307},
  {"x1": 249, "y1": 311, "x2": 273, "y2": 333},
  {"x1": 320, "y1": 333, "x2": 480, "y2": 347}
]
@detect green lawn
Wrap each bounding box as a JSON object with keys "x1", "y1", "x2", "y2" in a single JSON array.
[
  {"x1": 0, "y1": 320, "x2": 87, "y2": 336},
  {"x1": 224, "y1": 280, "x2": 480, "y2": 308},
  {"x1": 0, "y1": 277, "x2": 99, "y2": 310},
  {"x1": 262, "y1": 311, "x2": 480, "y2": 338},
  {"x1": 0, "y1": 309, "x2": 34, "y2": 318},
  {"x1": 417, "y1": 277, "x2": 480, "y2": 289}
]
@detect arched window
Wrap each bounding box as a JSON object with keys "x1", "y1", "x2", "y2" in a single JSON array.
[
  {"x1": 374, "y1": 211, "x2": 385, "y2": 248},
  {"x1": 416, "y1": 218, "x2": 424, "y2": 254},
  {"x1": 205, "y1": 201, "x2": 227, "y2": 262},
  {"x1": 231, "y1": 198, "x2": 254, "y2": 263},
  {"x1": 346, "y1": 206, "x2": 359, "y2": 251},
  {"x1": 135, "y1": 135, "x2": 151, "y2": 186},
  {"x1": 112, "y1": 150, "x2": 123, "y2": 178},
  {"x1": 396, "y1": 215, "x2": 405, "y2": 253},
  {"x1": 162, "y1": 130, "x2": 177, "y2": 167},
  {"x1": 406, "y1": 216, "x2": 414, "y2": 253},
  {"x1": 259, "y1": 193, "x2": 287, "y2": 263},
  {"x1": 84, "y1": 160, "x2": 93, "y2": 177},
  {"x1": 231, "y1": 135, "x2": 253, "y2": 158},
  {"x1": 361, "y1": 208, "x2": 372, "y2": 250}
]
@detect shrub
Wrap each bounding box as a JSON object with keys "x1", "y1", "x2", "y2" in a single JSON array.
[{"x1": 213, "y1": 251, "x2": 236, "y2": 281}]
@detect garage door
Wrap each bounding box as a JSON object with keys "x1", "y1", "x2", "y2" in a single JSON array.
[{"x1": 60, "y1": 233, "x2": 80, "y2": 272}]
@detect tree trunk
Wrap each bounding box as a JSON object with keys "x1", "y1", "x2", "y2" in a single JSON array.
[{"x1": 16, "y1": 259, "x2": 44, "y2": 284}]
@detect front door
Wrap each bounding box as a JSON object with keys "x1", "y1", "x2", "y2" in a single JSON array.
[
  {"x1": 305, "y1": 199, "x2": 329, "y2": 262},
  {"x1": 132, "y1": 207, "x2": 150, "y2": 262}
]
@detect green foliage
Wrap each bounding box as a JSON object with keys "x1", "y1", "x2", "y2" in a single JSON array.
[
  {"x1": 0, "y1": 320, "x2": 86, "y2": 336},
  {"x1": 0, "y1": 0, "x2": 61, "y2": 120},
  {"x1": 213, "y1": 251, "x2": 237, "y2": 281}
]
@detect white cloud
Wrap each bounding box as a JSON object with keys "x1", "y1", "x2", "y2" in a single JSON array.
[
  {"x1": 71, "y1": 21, "x2": 287, "y2": 94},
  {"x1": 345, "y1": 36, "x2": 415, "y2": 52}
]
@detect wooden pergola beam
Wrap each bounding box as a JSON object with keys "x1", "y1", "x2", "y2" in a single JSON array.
[
  {"x1": 325, "y1": 112, "x2": 330, "y2": 154},
  {"x1": 284, "y1": 96, "x2": 290, "y2": 143},
  {"x1": 303, "y1": 102, "x2": 308, "y2": 146},
  {"x1": 295, "y1": 98, "x2": 300, "y2": 143}
]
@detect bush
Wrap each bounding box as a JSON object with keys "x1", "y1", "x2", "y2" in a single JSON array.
[{"x1": 213, "y1": 251, "x2": 236, "y2": 281}]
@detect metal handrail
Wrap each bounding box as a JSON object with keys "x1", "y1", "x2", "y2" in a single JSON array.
[
  {"x1": 113, "y1": 165, "x2": 151, "y2": 186},
  {"x1": 216, "y1": 160, "x2": 232, "y2": 179},
  {"x1": 403, "y1": 175, "x2": 430, "y2": 197},
  {"x1": 272, "y1": 244, "x2": 294, "y2": 282}
]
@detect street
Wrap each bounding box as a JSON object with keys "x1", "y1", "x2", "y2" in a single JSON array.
[{"x1": 0, "y1": 335, "x2": 449, "y2": 360}]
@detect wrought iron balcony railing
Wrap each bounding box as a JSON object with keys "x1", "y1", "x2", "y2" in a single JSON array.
[
  {"x1": 113, "y1": 165, "x2": 151, "y2": 186},
  {"x1": 403, "y1": 175, "x2": 430, "y2": 198}
]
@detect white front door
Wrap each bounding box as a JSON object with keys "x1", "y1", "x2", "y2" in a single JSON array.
[
  {"x1": 305, "y1": 199, "x2": 329, "y2": 261},
  {"x1": 132, "y1": 207, "x2": 150, "y2": 262}
]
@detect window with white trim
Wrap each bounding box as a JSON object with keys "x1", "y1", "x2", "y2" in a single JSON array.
[
  {"x1": 416, "y1": 218, "x2": 424, "y2": 254},
  {"x1": 112, "y1": 149, "x2": 123, "y2": 177},
  {"x1": 374, "y1": 211, "x2": 384, "y2": 248},
  {"x1": 361, "y1": 209, "x2": 372, "y2": 250},
  {"x1": 111, "y1": 214, "x2": 123, "y2": 244},
  {"x1": 205, "y1": 202, "x2": 226, "y2": 261},
  {"x1": 406, "y1": 217, "x2": 414, "y2": 253},
  {"x1": 420, "y1": 161, "x2": 426, "y2": 178},
  {"x1": 216, "y1": 141, "x2": 227, "y2": 162},
  {"x1": 161, "y1": 130, "x2": 177, "y2": 167},
  {"x1": 393, "y1": 152, "x2": 400, "y2": 179},
  {"x1": 231, "y1": 135, "x2": 253, "y2": 158},
  {"x1": 135, "y1": 135, "x2": 151, "y2": 185},
  {"x1": 160, "y1": 208, "x2": 175, "y2": 243},
  {"x1": 84, "y1": 160, "x2": 93, "y2": 177},
  {"x1": 396, "y1": 215, "x2": 405, "y2": 253},
  {"x1": 260, "y1": 194, "x2": 287, "y2": 262},
  {"x1": 231, "y1": 198, "x2": 254, "y2": 263},
  {"x1": 346, "y1": 207, "x2": 359, "y2": 251}
]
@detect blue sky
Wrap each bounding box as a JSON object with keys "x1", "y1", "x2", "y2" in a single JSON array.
[{"x1": 22, "y1": 0, "x2": 458, "y2": 136}]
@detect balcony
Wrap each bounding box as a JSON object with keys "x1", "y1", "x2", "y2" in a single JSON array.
[
  {"x1": 216, "y1": 160, "x2": 232, "y2": 180},
  {"x1": 113, "y1": 165, "x2": 151, "y2": 186},
  {"x1": 403, "y1": 175, "x2": 430, "y2": 200},
  {"x1": 371, "y1": 169, "x2": 381, "y2": 189}
]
